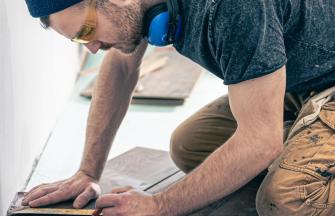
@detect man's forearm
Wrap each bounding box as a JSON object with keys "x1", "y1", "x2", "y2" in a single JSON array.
[
  {"x1": 156, "y1": 129, "x2": 283, "y2": 215},
  {"x1": 79, "y1": 43, "x2": 147, "y2": 180}
]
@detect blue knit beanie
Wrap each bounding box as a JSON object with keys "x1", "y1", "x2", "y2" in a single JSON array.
[{"x1": 25, "y1": 0, "x2": 84, "y2": 18}]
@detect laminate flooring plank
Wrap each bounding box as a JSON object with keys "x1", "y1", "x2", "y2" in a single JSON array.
[
  {"x1": 99, "y1": 147, "x2": 179, "y2": 193},
  {"x1": 132, "y1": 50, "x2": 203, "y2": 101},
  {"x1": 146, "y1": 171, "x2": 185, "y2": 193},
  {"x1": 80, "y1": 49, "x2": 203, "y2": 106},
  {"x1": 131, "y1": 98, "x2": 185, "y2": 106},
  {"x1": 8, "y1": 147, "x2": 262, "y2": 216},
  {"x1": 8, "y1": 147, "x2": 180, "y2": 216}
]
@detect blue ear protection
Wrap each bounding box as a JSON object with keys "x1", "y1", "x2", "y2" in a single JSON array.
[{"x1": 143, "y1": 0, "x2": 182, "y2": 46}]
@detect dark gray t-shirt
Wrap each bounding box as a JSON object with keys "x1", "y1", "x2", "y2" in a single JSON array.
[{"x1": 174, "y1": 0, "x2": 335, "y2": 94}]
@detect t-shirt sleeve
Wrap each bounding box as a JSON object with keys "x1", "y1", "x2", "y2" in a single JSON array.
[{"x1": 210, "y1": 0, "x2": 287, "y2": 85}]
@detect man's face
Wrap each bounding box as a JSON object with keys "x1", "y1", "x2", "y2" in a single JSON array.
[{"x1": 49, "y1": 0, "x2": 144, "y2": 54}]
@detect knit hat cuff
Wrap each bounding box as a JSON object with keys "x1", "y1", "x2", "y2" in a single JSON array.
[{"x1": 25, "y1": 0, "x2": 84, "y2": 18}]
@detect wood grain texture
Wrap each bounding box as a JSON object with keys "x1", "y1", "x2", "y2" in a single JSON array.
[
  {"x1": 99, "y1": 147, "x2": 180, "y2": 194},
  {"x1": 8, "y1": 147, "x2": 263, "y2": 216},
  {"x1": 146, "y1": 171, "x2": 185, "y2": 193},
  {"x1": 132, "y1": 50, "x2": 203, "y2": 101},
  {"x1": 8, "y1": 147, "x2": 181, "y2": 216}
]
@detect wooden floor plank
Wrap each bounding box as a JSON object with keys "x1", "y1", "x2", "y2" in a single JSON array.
[
  {"x1": 146, "y1": 171, "x2": 185, "y2": 193},
  {"x1": 80, "y1": 49, "x2": 203, "y2": 106},
  {"x1": 99, "y1": 147, "x2": 179, "y2": 193},
  {"x1": 8, "y1": 147, "x2": 263, "y2": 216},
  {"x1": 8, "y1": 147, "x2": 180, "y2": 216},
  {"x1": 132, "y1": 50, "x2": 203, "y2": 104}
]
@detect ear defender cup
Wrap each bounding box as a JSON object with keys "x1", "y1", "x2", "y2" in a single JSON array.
[{"x1": 143, "y1": 3, "x2": 182, "y2": 46}]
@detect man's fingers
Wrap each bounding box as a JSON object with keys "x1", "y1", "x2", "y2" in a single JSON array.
[
  {"x1": 22, "y1": 173, "x2": 101, "y2": 208},
  {"x1": 29, "y1": 189, "x2": 73, "y2": 207},
  {"x1": 95, "y1": 194, "x2": 122, "y2": 209},
  {"x1": 73, "y1": 186, "x2": 99, "y2": 209},
  {"x1": 22, "y1": 186, "x2": 57, "y2": 206},
  {"x1": 25, "y1": 180, "x2": 62, "y2": 195},
  {"x1": 26, "y1": 183, "x2": 48, "y2": 195},
  {"x1": 110, "y1": 185, "x2": 133, "y2": 194}
]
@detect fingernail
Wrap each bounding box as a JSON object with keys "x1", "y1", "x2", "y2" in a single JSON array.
[{"x1": 29, "y1": 201, "x2": 37, "y2": 208}]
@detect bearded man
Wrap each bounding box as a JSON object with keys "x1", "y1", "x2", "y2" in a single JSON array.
[{"x1": 22, "y1": 0, "x2": 335, "y2": 215}]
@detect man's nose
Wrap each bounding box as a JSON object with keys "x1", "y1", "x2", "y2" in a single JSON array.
[{"x1": 84, "y1": 41, "x2": 101, "y2": 54}]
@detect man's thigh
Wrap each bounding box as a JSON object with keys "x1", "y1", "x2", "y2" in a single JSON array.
[
  {"x1": 257, "y1": 101, "x2": 335, "y2": 216},
  {"x1": 170, "y1": 92, "x2": 304, "y2": 173}
]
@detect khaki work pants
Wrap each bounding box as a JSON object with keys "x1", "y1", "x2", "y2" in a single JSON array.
[{"x1": 170, "y1": 86, "x2": 335, "y2": 216}]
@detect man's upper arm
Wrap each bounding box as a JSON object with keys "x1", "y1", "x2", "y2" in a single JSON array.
[{"x1": 228, "y1": 67, "x2": 286, "y2": 147}]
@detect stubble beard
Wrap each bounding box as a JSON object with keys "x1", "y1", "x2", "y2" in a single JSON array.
[{"x1": 101, "y1": 1, "x2": 144, "y2": 54}]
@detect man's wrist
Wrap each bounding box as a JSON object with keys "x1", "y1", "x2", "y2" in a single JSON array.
[
  {"x1": 78, "y1": 168, "x2": 100, "y2": 181},
  {"x1": 153, "y1": 192, "x2": 169, "y2": 216}
]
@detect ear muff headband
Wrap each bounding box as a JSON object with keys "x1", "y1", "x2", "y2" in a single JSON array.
[
  {"x1": 166, "y1": 0, "x2": 180, "y2": 43},
  {"x1": 143, "y1": 0, "x2": 181, "y2": 46}
]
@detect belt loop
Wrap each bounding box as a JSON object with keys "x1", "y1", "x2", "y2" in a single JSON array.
[{"x1": 303, "y1": 90, "x2": 318, "y2": 104}]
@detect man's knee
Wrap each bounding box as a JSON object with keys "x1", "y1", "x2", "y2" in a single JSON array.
[
  {"x1": 169, "y1": 119, "x2": 231, "y2": 173},
  {"x1": 169, "y1": 119, "x2": 214, "y2": 173},
  {"x1": 170, "y1": 124, "x2": 197, "y2": 173}
]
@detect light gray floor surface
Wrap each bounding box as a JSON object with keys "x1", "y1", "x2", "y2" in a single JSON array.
[{"x1": 26, "y1": 50, "x2": 227, "y2": 190}]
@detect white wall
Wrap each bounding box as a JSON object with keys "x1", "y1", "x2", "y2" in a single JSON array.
[{"x1": 0, "y1": 1, "x2": 79, "y2": 214}]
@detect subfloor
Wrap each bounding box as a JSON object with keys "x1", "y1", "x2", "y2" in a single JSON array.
[{"x1": 26, "y1": 50, "x2": 227, "y2": 189}]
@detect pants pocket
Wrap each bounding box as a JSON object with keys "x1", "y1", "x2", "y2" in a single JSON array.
[
  {"x1": 279, "y1": 160, "x2": 334, "y2": 209},
  {"x1": 278, "y1": 104, "x2": 335, "y2": 209}
]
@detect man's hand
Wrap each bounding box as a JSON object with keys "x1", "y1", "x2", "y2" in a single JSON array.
[
  {"x1": 95, "y1": 186, "x2": 161, "y2": 216},
  {"x1": 22, "y1": 171, "x2": 101, "y2": 208}
]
